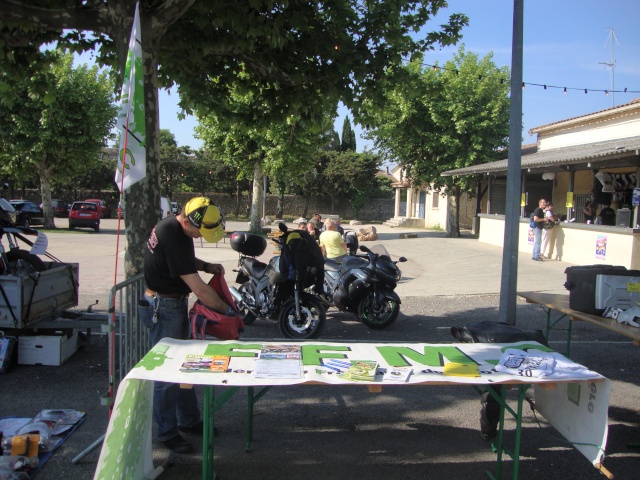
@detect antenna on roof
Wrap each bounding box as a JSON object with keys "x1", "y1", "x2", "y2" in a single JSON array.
[{"x1": 599, "y1": 28, "x2": 619, "y2": 107}]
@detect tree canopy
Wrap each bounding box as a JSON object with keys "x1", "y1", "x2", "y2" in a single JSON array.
[
  {"x1": 1, "y1": 0, "x2": 468, "y2": 272},
  {"x1": 0, "y1": 51, "x2": 116, "y2": 228},
  {"x1": 361, "y1": 45, "x2": 511, "y2": 235}
]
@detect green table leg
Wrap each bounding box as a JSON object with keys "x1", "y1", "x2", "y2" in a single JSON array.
[
  {"x1": 486, "y1": 384, "x2": 529, "y2": 480},
  {"x1": 203, "y1": 386, "x2": 216, "y2": 479},
  {"x1": 543, "y1": 307, "x2": 572, "y2": 356}
]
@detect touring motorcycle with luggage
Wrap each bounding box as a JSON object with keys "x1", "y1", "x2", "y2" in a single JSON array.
[
  {"x1": 228, "y1": 224, "x2": 326, "y2": 339},
  {"x1": 318, "y1": 244, "x2": 406, "y2": 329}
]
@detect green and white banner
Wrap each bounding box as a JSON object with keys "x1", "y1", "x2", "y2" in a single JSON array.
[
  {"x1": 115, "y1": 2, "x2": 146, "y2": 192},
  {"x1": 94, "y1": 339, "x2": 609, "y2": 479}
]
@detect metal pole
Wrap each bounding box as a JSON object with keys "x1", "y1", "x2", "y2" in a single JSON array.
[{"x1": 498, "y1": 0, "x2": 524, "y2": 325}]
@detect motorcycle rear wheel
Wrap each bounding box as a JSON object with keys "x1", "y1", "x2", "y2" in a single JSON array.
[
  {"x1": 357, "y1": 292, "x2": 400, "y2": 329},
  {"x1": 278, "y1": 295, "x2": 325, "y2": 339},
  {"x1": 5, "y1": 249, "x2": 46, "y2": 276},
  {"x1": 237, "y1": 281, "x2": 257, "y2": 325}
]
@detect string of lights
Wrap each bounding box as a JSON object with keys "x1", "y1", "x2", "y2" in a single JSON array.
[{"x1": 421, "y1": 62, "x2": 640, "y2": 95}]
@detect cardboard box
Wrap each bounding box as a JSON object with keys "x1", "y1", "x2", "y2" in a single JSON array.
[{"x1": 18, "y1": 329, "x2": 78, "y2": 366}]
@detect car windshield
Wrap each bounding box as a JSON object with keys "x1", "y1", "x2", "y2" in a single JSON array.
[{"x1": 74, "y1": 203, "x2": 97, "y2": 211}]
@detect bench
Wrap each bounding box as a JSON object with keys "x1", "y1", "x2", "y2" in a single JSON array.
[{"x1": 518, "y1": 291, "x2": 640, "y2": 355}]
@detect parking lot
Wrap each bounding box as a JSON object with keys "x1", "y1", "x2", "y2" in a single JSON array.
[{"x1": 1, "y1": 219, "x2": 638, "y2": 479}]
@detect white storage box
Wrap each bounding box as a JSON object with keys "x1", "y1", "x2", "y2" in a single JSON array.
[
  {"x1": 18, "y1": 329, "x2": 78, "y2": 366},
  {"x1": 595, "y1": 274, "x2": 640, "y2": 311}
]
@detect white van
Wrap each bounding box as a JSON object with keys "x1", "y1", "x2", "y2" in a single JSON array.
[{"x1": 160, "y1": 197, "x2": 172, "y2": 218}]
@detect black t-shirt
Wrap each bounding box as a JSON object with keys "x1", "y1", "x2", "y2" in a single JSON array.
[
  {"x1": 533, "y1": 207, "x2": 545, "y2": 229},
  {"x1": 600, "y1": 207, "x2": 616, "y2": 226},
  {"x1": 144, "y1": 216, "x2": 197, "y2": 294}
]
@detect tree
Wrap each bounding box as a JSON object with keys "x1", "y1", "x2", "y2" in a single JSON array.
[
  {"x1": 324, "y1": 150, "x2": 381, "y2": 217},
  {"x1": 361, "y1": 45, "x2": 510, "y2": 236},
  {"x1": 341, "y1": 116, "x2": 357, "y2": 152},
  {"x1": 1, "y1": 1, "x2": 468, "y2": 273},
  {"x1": 0, "y1": 51, "x2": 116, "y2": 228}
]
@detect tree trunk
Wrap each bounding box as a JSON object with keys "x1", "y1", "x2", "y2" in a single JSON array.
[
  {"x1": 276, "y1": 192, "x2": 284, "y2": 219},
  {"x1": 37, "y1": 158, "x2": 56, "y2": 229},
  {"x1": 446, "y1": 186, "x2": 461, "y2": 238},
  {"x1": 302, "y1": 193, "x2": 311, "y2": 219},
  {"x1": 235, "y1": 181, "x2": 241, "y2": 217},
  {"x1": 249, "y1": 161, "x2": 263, "y2": 233}
]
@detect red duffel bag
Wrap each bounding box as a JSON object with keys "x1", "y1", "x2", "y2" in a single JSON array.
[{"x1": 189, "y1": 273, "x2": 244, "y2": 340}]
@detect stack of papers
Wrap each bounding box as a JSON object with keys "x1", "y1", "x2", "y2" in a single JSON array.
[
  {"x1": 338, "y1": 360, "x2": 379, "y2": 382},
  {"x1": 254, "y1": 345, "x2": 302, "y2": 379}
]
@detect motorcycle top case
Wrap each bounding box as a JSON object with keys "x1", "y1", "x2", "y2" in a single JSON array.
[
  {"x1": 230, "y1": 232, "x2": 267, "y2": 257},
  {"x1": 564, "y1": 264, "x2": 629, "y2": 314}
]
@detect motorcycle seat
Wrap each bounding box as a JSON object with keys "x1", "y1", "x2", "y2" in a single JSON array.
[
  {"x1": 243, "y1": 258, "x2": 269, "y2": 278},
  {"x1": 324, "y1": 258, "x2": 342, "y2": 272}
]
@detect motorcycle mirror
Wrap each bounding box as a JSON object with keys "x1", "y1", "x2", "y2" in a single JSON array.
[
  {"x1": 398, "y1": 257, "x2": 407, "y2": 262},
  {"x1": 359, "y1": 245, "x2": 370, "y2": 253},
  {"x1": 278, "y1": 222, "x2": 288, "y2": 233}
]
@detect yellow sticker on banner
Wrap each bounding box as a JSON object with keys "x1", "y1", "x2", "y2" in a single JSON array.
[
  {"x1": 443, "y1": 362, "x2": 480, "y2": 377},
  {"x1": 627, "y1": 282, "x2": 640, "y2": 292}
]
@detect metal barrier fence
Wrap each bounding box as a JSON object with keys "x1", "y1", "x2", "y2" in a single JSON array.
[
  {"x1": 73, "y1": 272, "x2": 149, "y2": 464},
  {"x1": 102, "y1": 272, "x2": 149, "y2": 407}
]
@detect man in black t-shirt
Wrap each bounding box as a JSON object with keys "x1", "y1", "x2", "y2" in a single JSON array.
[
  {"x1": 599, "y1": 205, "x2": 616, "y2": 226},
  {"x1": 141, "y1": 197, "x2": 229, "y2": 454},
  {"x1": 531, "y1": 198, "x2": 548, "y2": 261}
]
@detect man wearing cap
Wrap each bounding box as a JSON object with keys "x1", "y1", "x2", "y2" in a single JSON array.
[{"x1": 142, "y1": 197, "x2": 230, "y2": 454}]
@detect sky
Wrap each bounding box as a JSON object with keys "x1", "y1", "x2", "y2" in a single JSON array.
[{"x1": 142, "y1": 1, "x2": 640, "y2": 155}]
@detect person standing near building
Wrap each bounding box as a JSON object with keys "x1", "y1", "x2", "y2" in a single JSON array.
[
  {"x1": 583, "y1": 201, "x2": 595, "y2": 223},
  {"x1": 599, "y1": 204, "x2": 616, "y2": 226},
  {"x1": 141, "y1": 197, "x2": 230, "y2": 454},
  {"x1": 319, "y1": 217, "x2": 348, "y2": 263},
  {"x1": 531, "y1": 198, "x2": 548, "y2": 261},
  {"x1": 541, "y1": 202, "x2": 558, "y2": 260}
]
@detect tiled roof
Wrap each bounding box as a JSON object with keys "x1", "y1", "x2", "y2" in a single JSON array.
[{"x1": 442, "y1": 135, "x2": 640, "y2": 176}]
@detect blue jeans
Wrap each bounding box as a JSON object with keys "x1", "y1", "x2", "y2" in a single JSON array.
[
  {"x1": 141, "y1": 294, "x2": 200, "y2": 441},
  {"x1": 532, "y1": 227, "x2": 542, "y2": 259}
]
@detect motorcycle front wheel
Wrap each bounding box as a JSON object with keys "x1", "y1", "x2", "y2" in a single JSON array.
[
  {"x1": 278, "y1": 295, "x2": 326, "y2": 339},
  {"x1": 6, "y1": 249, "x2": 46, "y2": 276},
  {"x1": 357, "y1": 292, "x2": 400, "y2": 329}
]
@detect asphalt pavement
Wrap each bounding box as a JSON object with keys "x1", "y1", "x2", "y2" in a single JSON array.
[{"x1": 0, "y1": 219, "x2": 638, "y2": 480}]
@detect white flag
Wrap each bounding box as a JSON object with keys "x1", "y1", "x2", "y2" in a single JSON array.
[{"x1": 115, "y1": 2, "x2": 146, "y2": 192}]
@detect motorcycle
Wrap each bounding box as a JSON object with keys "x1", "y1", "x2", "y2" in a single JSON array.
[
  {"x1": 318, "y1": 244, "x2": 406, "y2": 329},
  {"x1": 228, "y1": 224, "x2": 327, "y2": 339},
  {"x1": 0, "y1": 185, "x2": 46, "y2": 276}
]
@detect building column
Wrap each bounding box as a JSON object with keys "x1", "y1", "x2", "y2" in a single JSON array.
[
  {"x1": 394, "y1": 188, "x2": 401, "y2": 218},
  {"x1": 406, "y1": 187, "x2": 414, "y2": 217}
]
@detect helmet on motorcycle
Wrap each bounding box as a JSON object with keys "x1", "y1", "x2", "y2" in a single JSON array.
[{"x1": 0, "y1": 197, "x2": 16, "y2": 226}]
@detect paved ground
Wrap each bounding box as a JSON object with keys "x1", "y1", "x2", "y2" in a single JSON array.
[{"x1": 1, "y1": 219, "x2": 638, "y2": 479}]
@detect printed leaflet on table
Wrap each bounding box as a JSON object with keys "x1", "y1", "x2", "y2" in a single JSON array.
[
  {"x1": 254, "y1": 345, "x2": 302, "y2": 379},
  {"x1": 338, "y1": 360, "x2": 379, "y2": 382},
  {"x1": 180, "y1": 354, "x2": 230, "y2": 372}
]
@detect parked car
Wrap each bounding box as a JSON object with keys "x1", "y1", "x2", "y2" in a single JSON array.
[
  {"x1": 69, "y1": 201, "x2": 101, "y2": 232},
  {"x1": 9, "y1": 200, "x2": 44, "y2": 227},
  {"x1": 171, "y1": 201, "x2": 180, "y2": 215},
  {"x1": 39, "y1": 199, "x2": 70, "y2": 218},
  {"x1": 85, "y1": 198, "x2": 111, "y2": 218},
  {"x1": 160, "y1": 197, "x2": 172, "y2": 218},
  {"x1": 116, "y1": 197, "x2": 172, "y2": 221}
]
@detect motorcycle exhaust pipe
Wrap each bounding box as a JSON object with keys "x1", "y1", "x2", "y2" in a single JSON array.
[
  {"x1": 228, "y1": 286, "x2": 244, "y2": 305},
  {"x1": 229, "y1": 286, "x2": 260, "y2": 318}
]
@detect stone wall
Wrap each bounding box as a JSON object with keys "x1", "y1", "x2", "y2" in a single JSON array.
[{"x1": 30, "y1": 189, "x2": 394, "y2": 222}]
